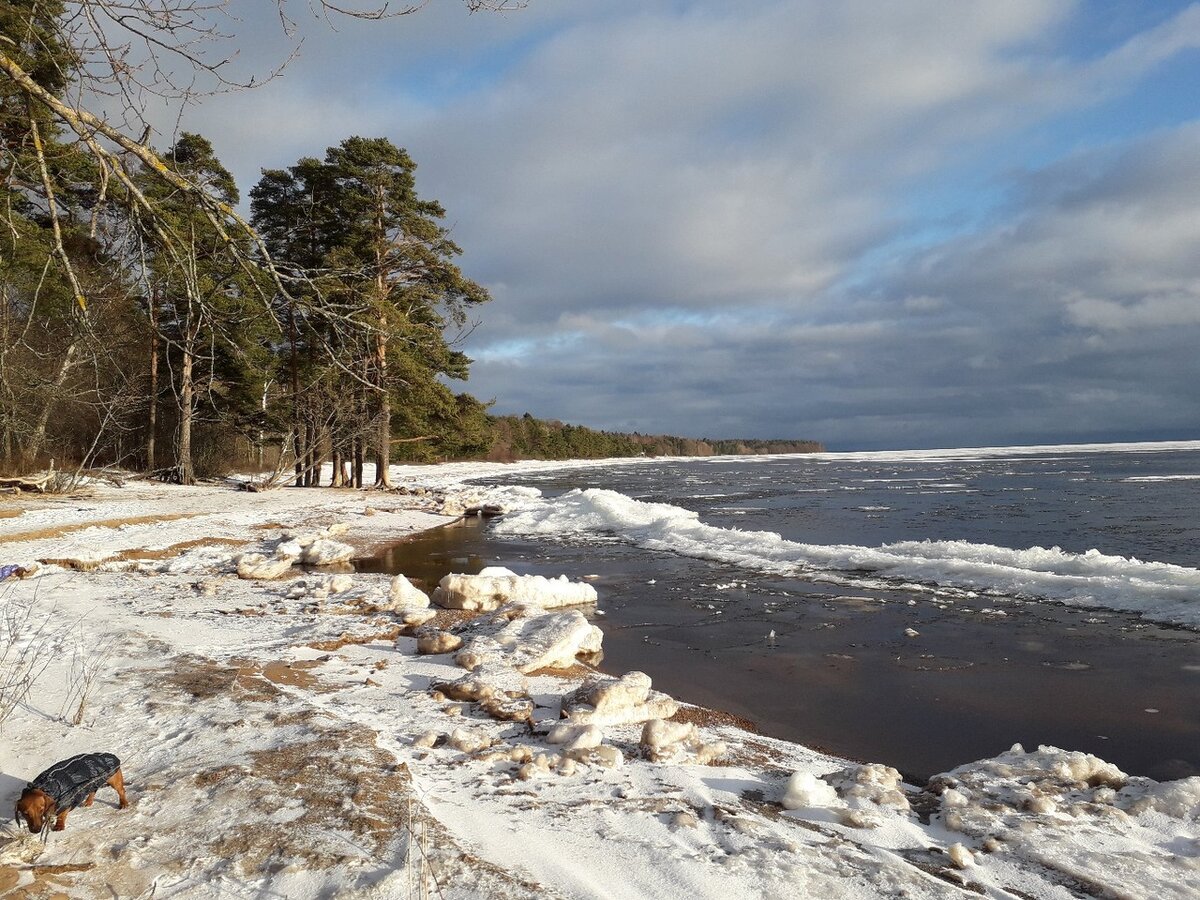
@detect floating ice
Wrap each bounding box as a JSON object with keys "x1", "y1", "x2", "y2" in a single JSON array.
[
  {"x1": 433, "y1": 570, "x2": 598, "y2": 611},
  {"x1": 494, "y1": 487, "x2": 1200, "y2": 626}
]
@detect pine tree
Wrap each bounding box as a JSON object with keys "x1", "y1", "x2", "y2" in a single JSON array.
[{"x1": 251, "y1": 136, "x2": 488, "y2": 487}]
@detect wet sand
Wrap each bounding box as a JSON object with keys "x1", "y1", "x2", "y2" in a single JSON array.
[{"x1": 359, "y1": 519, "x2": 1200, "y2": 782}]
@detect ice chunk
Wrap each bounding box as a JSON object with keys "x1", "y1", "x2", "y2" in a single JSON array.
[
  {"x1": 640, "y1": 719, "x2": 698, "y2": 762},
  {"x1": 827, "y1": 763, "x2": 911, "y2": 811},
  {"x1": 300, "y1": 538, "x2": 355, "y2": 566},
  {"x1": 477, "y1": 693, "x2": 534, "y2": 725},
  {"x1": 433, "y1": 571, "x2": 598, "y2": 611},
  {"x1": 561, "y1": 725, "x2": 603, "y2": 751},
  {"x1": 781, "y1": 772, "x2": 839, "y2": 810},
  {"x1": 562, "y1": 671, "x2": 679, "y2": 727},
  {"x1": 447, "y1": 727, "x2": 492, "y2": 754},
  {"x1": 276, "y1": 540, "x2": 304, "y2": 558},
  {"x1": 455, "y1": 606, "x2": 602, "y2": 674},
  {"x1": 416, "y1": 630, "x2": 462, "y2": 655},
  {"x1": 236, "y1": 551, "x2": 295, "y2": 580},
  {"x1": 429, "y1": 672, "x2": 505, "y2": 703},
  {"x1": 946, "y1": 843, "x2": 975, "y2": 868},
  {"x1": 387, "y1": 574, "x2": 431, "y2": 610},
  {"x1": 412, "y1": 731, "x2": 439, "y2": 749},
  {"x1": 325, "y1": 574, "x2": 354, "y2": 594},
  {"x1": 1119, "y1": 776, "x2": 1200, "y2": 819}
]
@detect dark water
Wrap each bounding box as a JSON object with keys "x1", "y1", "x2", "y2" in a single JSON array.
[{"x1": 362, "y1": 447, "x2": 1200, "y2": 782}]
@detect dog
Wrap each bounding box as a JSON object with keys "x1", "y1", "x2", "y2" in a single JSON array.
[{"x1": 14, "y1": 752, "x2": 127, "y2": 834}]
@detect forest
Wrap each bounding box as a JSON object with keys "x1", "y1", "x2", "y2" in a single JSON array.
[{"x1": 0, "y1": 2, "x2": 818, "y2": 488}]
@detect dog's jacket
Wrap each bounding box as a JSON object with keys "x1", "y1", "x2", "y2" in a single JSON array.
[{"x1": 28, "y1": 753, "x2": 121, "y2": 813}]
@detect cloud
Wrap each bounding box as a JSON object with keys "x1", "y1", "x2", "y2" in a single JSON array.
[{"x1": 168, "y1": 0, "x2": 1200, "y2": 448}]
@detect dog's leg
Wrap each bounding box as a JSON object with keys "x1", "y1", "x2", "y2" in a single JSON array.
[
  {"x1": 84, "y1": 792, "x2": 96, "y2": 807},
  {"x1": 53, "y1": 809, "x2": 69, "y2": 831},
  {"x1": 108, "y1": 769, "x2": 128, "y2": 809}
]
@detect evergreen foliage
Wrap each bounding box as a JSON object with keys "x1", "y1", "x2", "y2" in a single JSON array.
[{"x1": 462, "y1": 414, "x2": 822, "y2": 463}]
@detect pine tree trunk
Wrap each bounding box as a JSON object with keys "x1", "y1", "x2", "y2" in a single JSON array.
[
  {"x1": 178, "y1": 346, "x2": 195, "y2": 485},
  {"x1": 304, "y1": 420, "x2": 317, "y2": 486},
  {"x1": 331, "y1": 447, "x2": 343, "y2": 487}
]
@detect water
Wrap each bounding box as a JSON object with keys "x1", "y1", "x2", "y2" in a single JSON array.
[{"x1": 362, "y1": 445, "x2": 1200, "y2": 782}]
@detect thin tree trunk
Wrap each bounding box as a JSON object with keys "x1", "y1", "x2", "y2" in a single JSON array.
[
  {"x1": 354, "y1": 437, "x2": 363, "y2": 489},
  {"x1": 304, "y1": 419, "x2": 316, "y2": 486},
  {"x1": 24, "y1": 341, "x2": 78, "y2": 465},
  {"x1": 374, "y1": 303, "x2": 391, "y2": 487},
  {"x1": 290, "y1": 302, "x2": 303, "y2": 486}
]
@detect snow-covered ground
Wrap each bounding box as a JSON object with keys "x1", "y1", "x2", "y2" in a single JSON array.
[{"x1": 0, "y1": 464, "x2": 1196, "y2": 899}]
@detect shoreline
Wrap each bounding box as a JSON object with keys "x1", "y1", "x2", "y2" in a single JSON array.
[{"x1": 0, "y1": 468, "x2": 1197, "y2": 898}]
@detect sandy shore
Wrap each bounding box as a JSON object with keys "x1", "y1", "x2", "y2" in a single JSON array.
[{"x1": 0, "y1": 467, "x2": 1196, "y2": 899}]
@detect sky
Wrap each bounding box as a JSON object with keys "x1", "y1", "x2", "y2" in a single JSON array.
[{"x1": 156, "y1": 0, "x2": 1200, "y2": 450}]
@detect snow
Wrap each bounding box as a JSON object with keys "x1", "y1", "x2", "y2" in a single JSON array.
[{"x1": 0, "y1": 465, "x2": 1195, "y2": 898}]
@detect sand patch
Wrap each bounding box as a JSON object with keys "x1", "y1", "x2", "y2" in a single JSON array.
[
  {"x1": 117, "y1": 537, "x2": 245, "y2": 562},
  {"x1": 671, "y1": 703, "x2": 759, "y2": 734},
  {"x1": 308, "y1": 627, "x2": 402, "y2": 652},
  {"x1": 2, "y1": 513, "x2": 194, "y2": 545},
  {"x1": 0, "y1": 843, "x2": 94, "y2": 899},
  {"x1": 258, "y1": 659, "x2": 326, "y2": 691},
  {"x1": 145, "y1": 656, "x2": 549, "y2": 897},
  {"x1": 39, "y1": 537, "x2": 246, "y2": 571}
]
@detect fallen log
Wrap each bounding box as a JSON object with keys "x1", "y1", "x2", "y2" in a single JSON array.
[{"x1": 0, "y1": 475, "x2": 50, "y2": 493}]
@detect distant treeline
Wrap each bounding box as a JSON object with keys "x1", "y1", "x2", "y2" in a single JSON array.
[{"x1": 396, "y1": 409, "x2": 822, "y2": 462}]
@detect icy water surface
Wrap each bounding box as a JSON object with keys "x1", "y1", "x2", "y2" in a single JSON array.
[{"x1": 362, "y1": 445, "x2": 1200, "y2": 782}]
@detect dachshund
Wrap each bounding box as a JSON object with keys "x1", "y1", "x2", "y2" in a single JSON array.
[{"x1": 14, "y1": 753, "x2": 127, "y2": 834}]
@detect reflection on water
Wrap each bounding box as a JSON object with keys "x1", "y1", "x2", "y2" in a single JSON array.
[
  {"x1": 355, "y1": 520, "x2": 494, "y2": 590},
  {"x1": 360, "y1": 519, "x2": 1200, "y2": 783}
]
